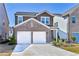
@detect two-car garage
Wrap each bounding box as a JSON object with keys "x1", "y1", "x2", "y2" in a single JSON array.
[
  {"x1": 14, "y1": 18, "x2": 51, "y2": 44},
  {"x1": 17, "y1": 31, "x2": 46, "y2": 44}
]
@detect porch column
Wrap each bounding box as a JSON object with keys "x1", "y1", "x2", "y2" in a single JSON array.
[{"x1": 56, "y1": 29, "x2": 58, "y2": 42}]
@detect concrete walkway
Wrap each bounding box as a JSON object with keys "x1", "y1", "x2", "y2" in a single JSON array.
[{"x1": 11, "y1": 44, "x2": 77, "y2": 56}]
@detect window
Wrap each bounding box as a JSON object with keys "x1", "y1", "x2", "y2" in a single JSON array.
[
  {"x1": 18, "y1": 16, "x2": 23, "y2": 24},
  {"x1": 3, "y1": 20, "x2": 5, "y2": 25},
  {"x1": 63, "y1": 16, "x2": 67, "y2": 19},
  {"x1": 3, "y1": 22, "x2": 5, "y2": 25},
  {"x1": 71, "y1": 16, "x2": 76, "y2": 23},
  {"x1": 54, "y1": 22, "x2": 58, "y2": 27},
  {"x1": 41, "y1": 16, "x2": 50, "y2": 25}
]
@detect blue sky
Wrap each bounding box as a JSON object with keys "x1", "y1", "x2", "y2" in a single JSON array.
[{"x1": 5, "y1": 3, "x2": 77, "y2": 27}]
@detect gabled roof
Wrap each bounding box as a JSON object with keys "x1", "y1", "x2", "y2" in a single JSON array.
[
  {"x1": 15, "y1": 12, "x2": 38, "y2": 17},
  {"x1": 15, "y1": 10, "x2": 56, "y2": 17},
  {"x1": 53, "y1": 13, "x2": 62, "y2": 16},
  {"x1": 14, "y1": 18, "x2": 50, "y2": 29},
  {"x1": 35, "y1": 10, "x2": 54, "y2": 16},
  {"x1": 15, "y1": 10, "x2": 63, "y2": 17},
  {"x1": 63, "y1": 4, "x2": 79, "y2": 16}
]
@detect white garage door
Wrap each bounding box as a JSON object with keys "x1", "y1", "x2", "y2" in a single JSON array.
[
  {"x1": 17, "y1": 31, "x2": 31, "y2": 44},
  {"x1": 33, "y1": 32, "x2": 46, "y2": 44}
]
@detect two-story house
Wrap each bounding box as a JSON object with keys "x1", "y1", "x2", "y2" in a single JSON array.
[
  {"x1": 13, "y1": 4, "x2": 79, "y2": 44},
  {"x1": 14, "y1": 11, "x2": 61, "y2": 44},
  {"x1": 0, "y1": 3, "x2": 9, "y2": 43}
]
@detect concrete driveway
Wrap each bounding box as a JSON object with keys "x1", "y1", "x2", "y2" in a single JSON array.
[{"x1": 11, "y1": 44, "x2": 77, "y2": 56}]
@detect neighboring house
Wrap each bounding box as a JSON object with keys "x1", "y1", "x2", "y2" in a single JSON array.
[
  {"x1": 14, "y1": 11, "x2": 61, "y2": 44},
  {"x1": 54, "y1": 4, "x2": 79, "y2": 43},
  {"x1": 62, "y1": 4, "x2": 79, "y2": 43},
  {"x1": 0, "y1": 3, "x2": 9, "y2": 42},
  {"x1": 9, "y1": 27, "x2": 14, "y2": 37}
]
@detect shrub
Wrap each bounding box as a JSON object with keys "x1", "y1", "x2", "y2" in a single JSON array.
[
  {"x1": 53, "y1": 38, "x2": 69, "y2": 47},
  {"x1": 55, "y1": 43, "x2": 60, "y2": 47},
  {"x1": 71, "y1": 36, "x2": 76, "y2": 43},
  {"x1": 53, "y1": 39, "x2": 62, "y2": 47},
  {"x1": 59, "y1": 39, "x2": 63, "y2": 45},
  {"x1": 8, "y1": 35, "x2": 16, "y2": 45},
  {"x1": 62, "y1": 39, "x2": 65, "y2": 42},
  {"x1": 53, "y1": 40, "x2": 57, "y2": 46},
  {"x1": 53, "y1": 41, "x2": 59, "y2": 46},
  {"x1": 53, "y1": 38, "x2": 56, "y2": 41},
  {"x1": 53, "y1": 38, "x2": 60, "y2": 43}
]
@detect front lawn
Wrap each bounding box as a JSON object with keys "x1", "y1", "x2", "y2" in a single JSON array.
[
  {"x1": 52, "y1": 39, "x2": 79, "y2": 54},
  {"x1": 61, "y1": 44, "x2": 79, "y2": 54},
  {"x1": 0, "y1": 53, "x2": 12, "y2": 56}
]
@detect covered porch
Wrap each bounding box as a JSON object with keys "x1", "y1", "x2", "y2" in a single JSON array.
[{"x1": 50, "y1": 26, "x2": 59, "y2": 42}]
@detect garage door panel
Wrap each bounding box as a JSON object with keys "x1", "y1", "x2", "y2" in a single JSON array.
[
  {"x1": 17, "y1": 31, "x2": 31, "y2": 44},
  {"x1": 33, "y1": 32, "x2": 46, "y2": 44}
]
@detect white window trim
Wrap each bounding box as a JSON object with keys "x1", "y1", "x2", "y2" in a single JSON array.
[
  {"x1": 17, "y1": 16, "x2": 23, "y2": 24},
  {"x1": 71, "y1": 16, "x2": 77, "y2": 23},
  {"x1": 41, "y1": 16, "x2": 50, "y2": 25}
]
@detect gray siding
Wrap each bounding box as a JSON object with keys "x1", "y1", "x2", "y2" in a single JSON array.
[
  {"x1": 69, "y1": 7, "x2": 79, "y2": 35},
  {"x1": 0, "y1": 3, "x2": 9, "y2": 40}
]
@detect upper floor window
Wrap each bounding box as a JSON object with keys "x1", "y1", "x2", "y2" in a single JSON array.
[
  {"x1": 18, "y1": 16, "x2": 23, "y2": 24},
  {"x1": 63, "y1": 16, "x2": 67, "y2": 19},
  {"x1": 41, "y1": 16, "x2": 50, "y2": 25},
  {"x1": 3, "y1": 22, "x2": 5, "y2": 25},
  {"x1": 3, "y1": 20, "x2": 5, "y2": 26},
  {"x1": 71, "y1": 16, "x2": 76, "y2": 23},
  {"x1": 54, "y1": 22, "x2": 58, "y2": 27}
]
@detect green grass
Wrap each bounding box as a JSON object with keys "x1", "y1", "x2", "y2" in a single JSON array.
[{"x1": 62, "y1": 44, "x2": 79, "y2": 54}]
